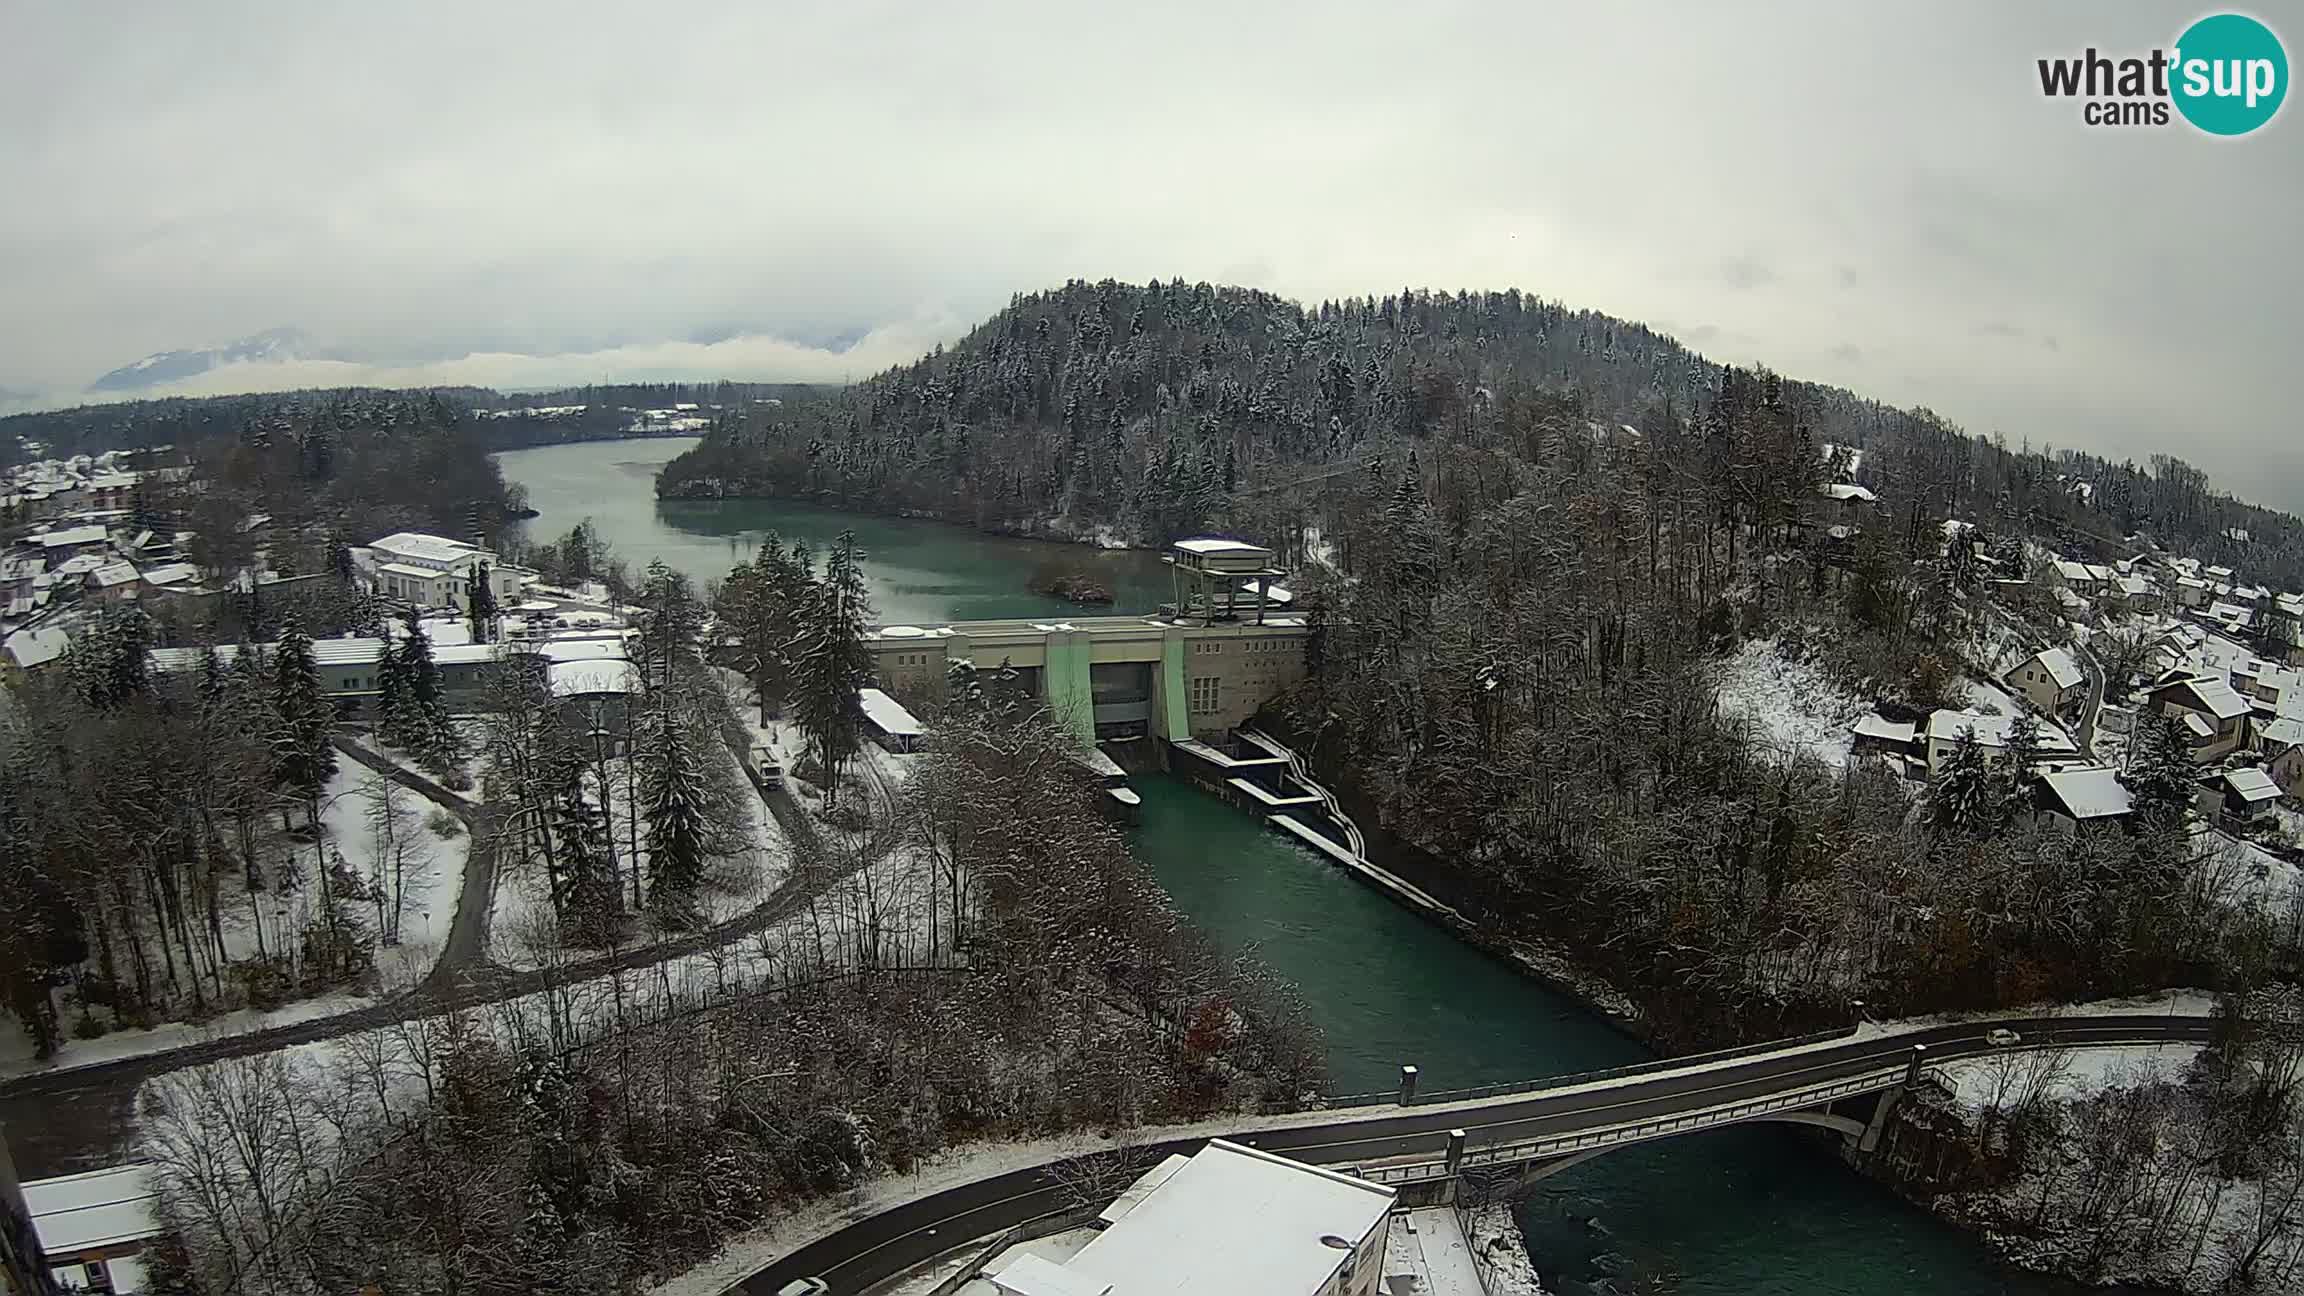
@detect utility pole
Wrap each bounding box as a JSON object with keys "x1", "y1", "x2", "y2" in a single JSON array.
[{"x1": 0, "y1": 1123, "x2": 61, "y2": 1296}]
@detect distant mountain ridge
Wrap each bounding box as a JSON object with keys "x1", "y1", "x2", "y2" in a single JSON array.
[{"x1": 88, "y1": 327, "x2": 314, "y2": 393}]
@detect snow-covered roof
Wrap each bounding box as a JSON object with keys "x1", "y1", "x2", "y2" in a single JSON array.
[
  {"x1": 1056, "y1": 1140, "x2": 1394, "y2": 1296},
  {"x1": 531, "y1": 638, "x2": 628, "y2": 663},
  {"x1": 369, "y1": 531, "x2": 482, "y2": 564},
  {"x1": 433, "y1": 644, "x2": 500, "y2": 666},
  {"x1": 1820, "y1": 484, "x2": 1877, "y2": 502},
  {"x1": 377, "y1": 561, "x2": 443, "y2": 580},
  {"x1": 52, "y1": 553, "x2": 104, "y2": 577},
  {"x1": 2261, "y1": 717, "x2": 2304, "y2": 751},
  {"x1": 35, "y1": 524, "x2": 106, "y2": 548},
  {"x1": 21, "y1": 1164, "x2": 161, "y2": 1254},
  {"x1": 548, "y1": 658, "x2": 639, "y2": 697},
  {"x1": 1172, "y1": 537, "x2": 1269, "y2": 555},
  {"x1": 4, "y1": 626, "x2": 70, "y2": 669},
  {"x1": 2224, "y1": 768, "x2": 2282, "y2": 802},
  {"x1": 2118, "y1": 575, "x2": 2151, "y2": 596},
  {"x1": 992, "y1": 1254, "x2": 1113, "y2": 1296},
  {"x1": 2157, "y1": 675, "x2": 2253, "y2": 720},
  {"x1": 858, "y1": 686, "x2": 923, "y2": 737},
  {"x1": 1851, "y1": 714, "x2": 1917, "y2": 744},
  {"x1": 2040, "y1": 766, "x2": 2133, "y2": 820},
  {"x1": 87, "y1": 560, "x2": 138, "y2": 588},
  {"x1": 2052, "y1": 559, "x2": 2096, "y2": 583},
  {"x1": 2036, "y1": 647, "x2": 2084, "y2": 689},
  {"x1": 2184, "y1": 712, "x2": 2215, "y2": 739},
  {"x1": 1925, "y1": 709, "x2": 2080, "y2": 752},
  {"x1": 139, "y1": 562, "x2": 197, "y2": 586}
]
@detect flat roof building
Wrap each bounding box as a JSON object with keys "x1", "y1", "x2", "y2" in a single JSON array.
[{"x1": 989, "y1": 1140, "x2": 1395, "y2": 1296}]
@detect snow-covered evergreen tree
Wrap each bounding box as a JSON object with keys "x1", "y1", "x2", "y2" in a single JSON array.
[
  {"x1": 270, "y1": 617, "x2": 337, "y2": 824},
  {"x1": 2126, "y1": 714, "x2": 2197, "y2": 828},
  {"x1": 1929, "y1": 728, "x2": 1998, "y2": 836},
  {"x1": 794, "y1": 532, "x2": 874, "y2": 804}
]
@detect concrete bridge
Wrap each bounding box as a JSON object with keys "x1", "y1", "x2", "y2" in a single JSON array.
[{"x1": 741, "y1": 1012, "x2": 2216, "y2": 1293}]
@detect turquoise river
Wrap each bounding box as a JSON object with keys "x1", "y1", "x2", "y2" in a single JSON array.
[{"x1": 500, "y1": 438, "x2": 2138, "y2": 1296}]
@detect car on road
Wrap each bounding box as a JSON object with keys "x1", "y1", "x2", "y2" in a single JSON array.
[
  {"x1": 1985, "y1": 1027, "x2": 2021, "y2": 1047},
  {"x1": 777, "y1": 1279, "x2": 830, "y2": 1296},
  {"x1": 752, "y1": 744, "x2": 786, "y2": 789}
]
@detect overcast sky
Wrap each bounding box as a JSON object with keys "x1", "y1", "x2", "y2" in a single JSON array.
[{"x1": 3, "y1": 2, "x2": 2299, "y2": 505}]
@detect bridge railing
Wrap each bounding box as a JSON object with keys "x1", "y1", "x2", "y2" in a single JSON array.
[
  {"x1": 1323, "y1": 1023, "x2": 1861, "y2": 1109},
  {"x1": 1348, "y1": 1064, "x2": 1907, "y2": 1185}
]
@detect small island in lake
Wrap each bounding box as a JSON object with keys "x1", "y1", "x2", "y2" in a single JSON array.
[{"x1": 1031, "y1": 562, "x2": 1115, "y2": 604}]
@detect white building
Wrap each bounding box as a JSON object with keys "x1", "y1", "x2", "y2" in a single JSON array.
[
  {"x1": 989, "y1": 1140, "x2": 1396, "y2": 1296},
  {"x1": 18, "y1": 1164, "x2": 162, "y2": 1294},
  {"x1": 2005, "y1": 646, "x2": 2085, "y2": 717},
  {"x1": 365, "y1": 532, "x2": 529, "y2": 612},
  {"x1": 2036, "y1": 765, "x2": 2134, "y2": 833}
]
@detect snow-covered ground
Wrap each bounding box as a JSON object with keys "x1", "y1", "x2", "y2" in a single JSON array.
[
  {"x1": 1938, "y1": 1043, "x2": 2204, "y2": 1114},
  {"x1": 0, "y1": 764, "x2": 469, "y2": 1079},
  {"x1": 1959, "y1": 671, "x2": 2020, "y2": 716},
  {"x1": 358, "y1": 719, "x2": 489, "y2": 805},
  {"x1": 1709, "y1": 638, "x2": 1866, "y2": 767},
  {"x1": 320, "y1": 765, "x2": 471, "y2": 988},
  {"x1": 488, "y1": 743, "x2": 790, "y2": 970}
]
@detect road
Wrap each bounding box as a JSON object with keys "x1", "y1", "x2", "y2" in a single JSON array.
[
  {"x1": 0, "y1": 743, "x2": 841, "y2": 1178},
  {"x1": 738, "y1": 1013, "x2": 2217, "y2": 1295}
]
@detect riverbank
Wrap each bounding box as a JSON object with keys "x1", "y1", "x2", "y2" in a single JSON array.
[{"x1": 503, "y1": 440, "x2": 2179, "y2": 1296}]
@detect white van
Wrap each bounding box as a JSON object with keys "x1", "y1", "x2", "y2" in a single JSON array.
[{"x1": 752, "y1": 745, "x2": 786, "y2": 789}]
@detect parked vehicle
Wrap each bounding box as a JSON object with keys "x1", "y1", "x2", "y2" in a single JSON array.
[
  {"x1": 776, "y1": 1279, "x2": 830, "y2": 1296},
  {"x1": 752, "y1": 744, "x2": 786, "y2": 789},
  {"x1": 1985, "y1": 1028, "x2": 2021, "y2": 1047}
]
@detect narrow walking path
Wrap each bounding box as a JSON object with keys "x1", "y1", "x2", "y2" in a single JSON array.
[
  {"x1": 328, "y1": 733, "x2": 508, "y2": 992},
  {"x1": 0, "y1": 729, "x2": 866, "y2": 1177}
]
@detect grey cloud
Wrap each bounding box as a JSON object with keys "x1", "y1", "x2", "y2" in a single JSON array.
[
  {"x1": 0, "y1": 1, "x2": 2297, "y2": 507},
  {"x1": 1830, "y1": 344, "x2": 1864, "y2": 364}
]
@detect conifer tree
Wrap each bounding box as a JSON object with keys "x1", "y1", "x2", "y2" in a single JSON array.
[
  {"x1": 270, "y1": 617, "x2": 337, "y2": 828},
  {"x1": 1929, "y1": 728, "x2": 1998, "y2": 836},
  {"x1": 466, "y1": 560, "x2": 498, "y2": 643},
  {"x1": 2127, "y1": 714, "x2": 2197, "y2": 828},
  {"x1": 794, "y1": 531, "x2": 873, "y2": 804}
]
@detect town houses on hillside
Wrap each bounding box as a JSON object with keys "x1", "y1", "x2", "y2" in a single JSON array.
[{"x1": 1, "y1": 518, "x2": 544, "y2": 692}]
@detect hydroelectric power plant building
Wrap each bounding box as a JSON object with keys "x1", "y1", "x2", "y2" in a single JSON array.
[{"x1": 861, "y1": 537, "x2": 1309, "y2": 745}]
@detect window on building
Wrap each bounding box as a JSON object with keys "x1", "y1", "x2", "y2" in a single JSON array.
[{"x1": 1189, "y1": 675, "x2": 1221, "y2": 714}]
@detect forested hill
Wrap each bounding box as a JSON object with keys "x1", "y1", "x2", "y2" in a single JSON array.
[{"x1": 654, "y1": 279, "x2": 2304, "y2": 582}]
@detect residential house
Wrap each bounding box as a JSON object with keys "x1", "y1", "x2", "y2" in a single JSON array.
[
  {"x1": 986, "y1": 1139, "x2": 1396, "y2": 1296},
  {"x1": 1924, "y1": 709, "x2": 2080, "y2": 776},
  {"x1": 2198, "y1": 767, "x2": 2282, "y2": 825},
  {"x1": 2146, "y1": 674, "x2": 2253, "y2": 762},
  {"x1": 15, "y1": 1163, "x2": 163, "y2": 1295},
  {"x1": 2260, "y1": 716, "x2": 2304, "y2": 795},
  {"x1": 2005, "y1": 646, "x2": 2086, "y2": 718},
  {"x1": 1812, "y1": 483, "x2": 1878, "y2": 525},
  {"x1": 2053, "y1": 560, "x2": 2113, "y2": 595},
  {"x1": 32, "y1": 525, "x2": 106, "y2": 556},
  {"x1": 2036, "y1": 765, "x2": 2134, "y2": 833},
  {"x1": 84, "y1": 562, "x2": 139, "y2": 603},
  {"x1": 1, "y1": 627, "x2": 69, "y2": 688},
  {"x1": 2175, "y1": 575, "x2": 2214, "y2": 609},
  {"x1": 1849, "y1": 713, "x2": 1922, "y2": 761},
  {"x1": 2107, "y1": 574, "x2": 2159, "y2": 611}
]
